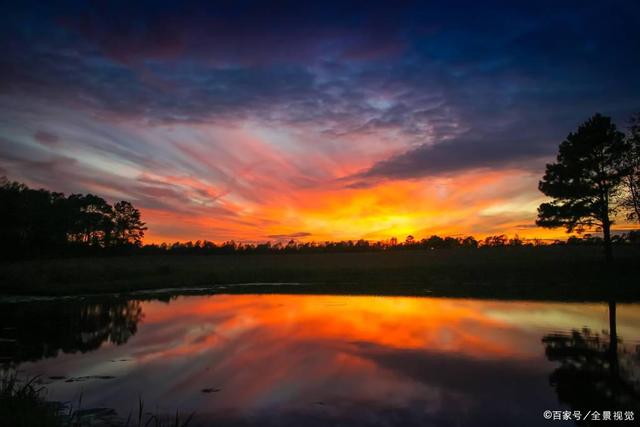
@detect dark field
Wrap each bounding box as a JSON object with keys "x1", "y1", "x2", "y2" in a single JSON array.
[{"x1": 1, "y1": 246, "x2": 639, "y2": 301}]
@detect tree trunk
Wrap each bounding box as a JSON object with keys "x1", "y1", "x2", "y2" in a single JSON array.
[
  {"x1": 603, "y1": 220, "x2": 613, "y2": 262},
  {"x1": 631, "y1": 176, "x2": 640, "y2": 224},
  {"x1": 608, "y1": 301, "x2": 619, "y2": 378}
]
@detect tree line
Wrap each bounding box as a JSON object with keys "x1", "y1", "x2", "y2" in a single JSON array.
[
  {"x1": 3, "y1": 171, "x2": 638, "y2": 261},
  {"x1": 537, "y1": 112, "x2": 640, "y2": 261},
  {"x1": 139, "y1": 231, "x2": 640, "y2": 256},
  {"x1": 0, "y1": 178, "x2": 146, "y2": 259}
]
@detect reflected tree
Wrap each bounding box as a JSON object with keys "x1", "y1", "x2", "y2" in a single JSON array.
[
  {"x1": 0, "y1": 299, "x2": 144, "y2": 364},
  {"x1": 542, "y1": 302, "x2": 640, "y2": 423}
]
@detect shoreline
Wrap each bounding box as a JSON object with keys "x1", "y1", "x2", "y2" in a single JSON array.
[
  {"x1": 2, "y1": 280, "x2": 640, "y2": 304},
  {"x1": 2, "y1": 247, "x2": 639, "y2": 302}
]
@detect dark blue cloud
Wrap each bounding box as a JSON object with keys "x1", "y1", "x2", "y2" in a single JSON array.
[{"x1": 1, "y1": 0, "x2": 639, "y2": 178}]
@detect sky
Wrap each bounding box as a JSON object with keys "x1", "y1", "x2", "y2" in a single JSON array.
[{"x1": 1, "y1": 0, "x2": 639, "y2": 243}]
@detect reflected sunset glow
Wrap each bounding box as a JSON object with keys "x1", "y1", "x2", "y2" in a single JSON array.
[{"x1": 14, "y1": 294, "x2": 640, "y2": 424}]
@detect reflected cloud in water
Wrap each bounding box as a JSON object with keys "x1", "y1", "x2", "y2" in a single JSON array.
[{"x1": 2, "y1": 295, "x2": 639, "y2": 426}]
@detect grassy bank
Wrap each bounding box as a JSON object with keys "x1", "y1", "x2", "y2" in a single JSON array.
[
  {"x1": 0, "y1": 374, "x2": 63, "y2": 427},
  {"x1": 1, "y1": 246, "x2": 639, "y2": 301},
  {"x1": 0, "y1": 372, "x2": 193, "y2": 427}
]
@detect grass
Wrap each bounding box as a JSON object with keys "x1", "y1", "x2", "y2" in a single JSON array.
[
  {"x1": 0, "y1": 373, "x2": 64, "y2": 427},
  {"x1": 124, "y1": 397, "x2": 193, "y2": 427},
  {"x1": 0, "y1": 372, "x2": 193, "y2": 427},
  {"x1": 1, "y1": 246, "x2": 639, "y2": 301}
]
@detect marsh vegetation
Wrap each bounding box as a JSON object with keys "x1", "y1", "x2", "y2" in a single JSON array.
[{"x1": 1, "y1": 245, "x2": 638, "y2": 300}]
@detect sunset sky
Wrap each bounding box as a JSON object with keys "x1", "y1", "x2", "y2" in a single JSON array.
[{"x1": 1, "y1": 1, "x2": 639, "y2": 243}]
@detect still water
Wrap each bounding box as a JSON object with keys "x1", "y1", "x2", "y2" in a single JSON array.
[{"x1": 2, "y1": 293, "x2": 640, "y2": 426}]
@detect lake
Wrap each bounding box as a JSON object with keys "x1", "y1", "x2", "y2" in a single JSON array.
[{"x1": 2, "y1": 293, "x2": 640, "y2": 426}]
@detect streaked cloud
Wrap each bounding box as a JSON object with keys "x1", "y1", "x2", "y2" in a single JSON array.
[{"x1": 1, "y1": 0, "x2": 639, "y2": 242}]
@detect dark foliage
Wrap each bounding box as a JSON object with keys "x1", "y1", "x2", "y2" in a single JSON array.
[
  {"x1": 0, "y1": 372, "x2": 193, "y2": 427},
  {"x1": 0, "y1": 178, "x2": 146, "y2": 260},
  {"x1": 0, "y1": 299, "x2": 143, "y2": 364},
  {"x1": 537, "y1": 114, "x2": 631, "y2": 261},
  {"x1": 623, "y1": 112, "x2": 640, "y2": 223},
  {"x1": 138, "y1": 232, "x2": 640, "y2": 256},
  {"x1": 0, "y1": 374, "x2": 64, "y2": 427}
]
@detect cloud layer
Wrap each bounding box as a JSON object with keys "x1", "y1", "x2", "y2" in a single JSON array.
[{"x1": 1, "y1": 0, "x2": 639, "y2": 241}]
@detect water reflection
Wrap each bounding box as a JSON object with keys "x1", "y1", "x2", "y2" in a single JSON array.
[
  {"x1": 0, "y1": 298, "x2": 143, "y2": 364},
  {"x1": 1, "y1": 294, "x2": 639, "y2": 426},
  {"x1": 542, "y1": 302, "x2": 640, "y2": 420}
]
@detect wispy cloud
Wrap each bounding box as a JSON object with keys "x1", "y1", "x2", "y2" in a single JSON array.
[{"x1": 1, "y1": 0, "x2": 639, "y2": 241}]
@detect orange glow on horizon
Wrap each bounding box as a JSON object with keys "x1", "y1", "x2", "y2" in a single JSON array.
[{"x1": 140, "y1": 167, "x2": 612, "y2": 245}]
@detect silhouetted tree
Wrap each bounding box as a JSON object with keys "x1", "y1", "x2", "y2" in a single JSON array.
[
  {"x1": 424, "y1": 235, "x2": 444, "y2": 249},
  {"x1": 536, "y1": 114, "x2": 630, "y2": 262},
  {"x1": 113, "y1": 201, "x2": 147, "y2": 246},
  {"x1": 0, "y1": 179, "x2": 68, "y2": 257},
  {"x1": 0, "y1": 179, "x2": 147, "y2": 258},
  {"x1": 628, "y1": 230, "x2": 640, "y2": 244},
  {"x1": 483, "y1": 234, "x2": 507, "y2": 247},
  {"x1": 67, "y1": 194, "x2": 114, "y2": 246},
  {"x1": 442, "y1": 236, "x2": 459, "y2": 248},
  {"x1": 508, "y1": 234, "x2": 523, "y2": 246},
  {"x1": 623, "y1": 112, "x2": 640, "y2": 223},
  {"x1": 460, "y1": 236, "x2": 479, "y2": 248}
]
